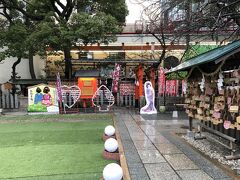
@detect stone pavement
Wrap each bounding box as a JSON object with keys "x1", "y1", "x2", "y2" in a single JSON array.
[{"x1": 115, "y1": 109, "x2": 233, "y2": 180}]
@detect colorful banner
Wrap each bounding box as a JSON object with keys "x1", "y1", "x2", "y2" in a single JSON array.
[
  {"x1": 28, "y1": 84, "x2": 59, "y2": 113},
  {"x1": 112, "y1": 63, "x2": 121, "y2": 93},
  {"x1": 158, "y1": 67, "x2": 166, "y2": 96},
  {"x1": 166, "y1": 80, "x2": 177, "y2": 96},
  {"x1": 158, "y1": 67, "x2": 179, "y2": 96}
]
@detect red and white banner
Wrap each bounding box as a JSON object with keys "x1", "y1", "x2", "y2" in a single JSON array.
[
  {"x1": 158, "y1": 67, "x2": 166, "y2": 96},
  {"x1": 111, "y1": 64, "x2": 121, "y2": 93},
  {"x1": 158, "y1": 67, "x2": 178, "y2": 96},
  {"x1": 182, "y1": 80, "x2": 187, "y2": 95},
  {"x1": 168, "y1": 80, "x2": 177, "y2": 96},
  {"x1": 120, "y1": 83, "x2": 135, "y2": 96}
]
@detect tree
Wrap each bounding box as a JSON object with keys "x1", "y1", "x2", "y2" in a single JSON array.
[
  {"x1": 135, "y1": 0, "x2": 240, "y2": 67},
  {"x1": 0, "y1": 7, "x2": 31, "y2": 81},
  {"x1": 0, "y1": 0, "x2": 48, "y2": 79},
  {"x1": 0, "y1": 0, "x2": 128, "y2": 79}
]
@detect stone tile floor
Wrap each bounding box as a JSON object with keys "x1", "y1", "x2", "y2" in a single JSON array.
[{"x1": 115, "y1": 109, "x2": 234, "y2": 180}]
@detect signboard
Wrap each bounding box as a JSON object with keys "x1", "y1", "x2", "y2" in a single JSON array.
[
  {"x1": 78, "y1": 78, "x2": 97, "y2": 99},
  {"x1": 28, "y1": 84, "x2": 59, "y2": 113},
  {"x1": 120, "y1": 83, "x2": 135, "y2": 96}
]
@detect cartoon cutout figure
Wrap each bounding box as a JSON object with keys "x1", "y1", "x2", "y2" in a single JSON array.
[
  {"x1": 41, "y1": 86, "x2": 52, "y2": 106},
  {"x1": 34, "y1": 87, "x2": 43, "y2": 104},
  {"x1": 140, "y1": 81, "x2": 157, "y2": 114}
]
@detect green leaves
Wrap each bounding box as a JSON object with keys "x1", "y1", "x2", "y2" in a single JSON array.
[
  {"x1": 70, "y1": 12, "x2": 121, "y2": 45},
  {"x1": 0, "y1": 22, "x2": 28, "y2": 59},
  {"x1": 0, "y1": 0, "x2": 127, "y2": 78}
]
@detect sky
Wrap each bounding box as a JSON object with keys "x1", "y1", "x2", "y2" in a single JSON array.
[
  {"x1": 125, "y1": 0, "x2": 144, "y2": 23},
  {"x1": 59, "y1": 0, "x2": 144, "y2": 24}
]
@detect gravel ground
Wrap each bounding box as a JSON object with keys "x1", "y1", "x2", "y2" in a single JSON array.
[{"x1": 182, "y1": 132, "x2": 240, "y2": 174}]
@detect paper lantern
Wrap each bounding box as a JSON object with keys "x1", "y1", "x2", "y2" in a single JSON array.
[
  {"x1": 104, "y1": 125, "x2": 115, "y2": 136},
  {"x1": 104, "y1": 138, "x2": 118, "y2": 152},
  {"x1": 103, "y1": 163, "x2": 123, "y2": 180}
]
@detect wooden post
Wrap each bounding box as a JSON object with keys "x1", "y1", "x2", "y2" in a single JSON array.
[
  {"x1": 133, "y1": 95, "x2": 135, "y2": 107},
  {"x1": 120, "y1": 96, "x2": 123, "y2": 106},
  {"x1": 117, "y1": 92, "x2": 120, "y2": 106},
  {"x1": 14, "y1": 94, "x2": 18, "y2": 108},
  {"x1": 137, "y1": 65, "x2": 144, "y2": 108},
  {"x1": 2, "y1": 94, "x2": 5, "y2": 108},
  {"x1": 100, "y1": 92, "x2": 104, "y2": 105},
  {"x1": 125, "y1": 95, "x2": 128, "y2": 106},
  {"x1": 6, "y1": 93, "x2": 10, "y2": 108},
  {"x1": 0, "y1": 85, "x2": 1, "y2": 108},
  {"x1": 138, "y1": 65, "x2": 144, "y2": 97},
  {"x1": 189, "y1": 117, "x2": 193, "y2": 131},
  {"x1": 129, "y1": 95, "x2": 132, "y2": 107}
]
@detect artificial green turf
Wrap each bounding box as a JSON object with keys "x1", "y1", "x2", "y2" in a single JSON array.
[
  {"x1": 0, "y1": 119, "x2": 114, "y2": 179},
  {"x1": 0, "y1": 113, "x2": 112, "y2": 121}
]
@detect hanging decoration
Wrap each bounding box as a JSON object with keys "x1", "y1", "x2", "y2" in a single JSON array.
[
  {"x1": 135, "y1": 80, "x2": 139, "y2": 86},
  {"x1": 61, "y1": 85, "x2": 81, "y2": 108},
  {"x1": 217, "y1": 71, "x2": 224, "y2": 91},
  {"x1": 199, "y1": 74, "x2": 205, "y2": 92},
  {"x1": 182, "y1": 80, "x2": 187, "y2": 94}
]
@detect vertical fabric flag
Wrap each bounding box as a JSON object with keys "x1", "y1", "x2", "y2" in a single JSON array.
[
  {"x1": 112, "y1": 63, "x2": 121, "y2": 93},
  {"x1": 182, "y1": 80, "x2": 187, "y2": 95},
  {"x1": 166, "y1": 80, "x2": 177, "y2": 96},
  {"x1": 158, "y1": 67, "x2": 166, "y2": 96},
  {"x1": 56, "y1": 72, "x2": 63, "y2": 102}
]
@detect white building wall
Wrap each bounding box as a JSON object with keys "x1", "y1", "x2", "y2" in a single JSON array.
[
  {"x1": 0, "y1": 55, "x2": 46, "y2": 84},
  {"x1": 33, "y1": 55, "x2": 46, "y2": 79}
]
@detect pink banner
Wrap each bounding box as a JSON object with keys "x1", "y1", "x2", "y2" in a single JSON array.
[
  {"x1": 158, "y1": 67, "x2": 166, "y2": 96},
  {"x1": 158, "y1": 67, "x2": 179, "y2": 96},
  {"x1": 112, "y1": 64, "x2": 121, "y2": 93},
  {"x1": 166, "y1": 80, "x2": 177, "y2": 96}
]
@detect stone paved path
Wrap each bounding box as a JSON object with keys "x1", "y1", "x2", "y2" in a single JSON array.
[{"x1": 115, "y1": 109, "x2": 233, "y2": 180}]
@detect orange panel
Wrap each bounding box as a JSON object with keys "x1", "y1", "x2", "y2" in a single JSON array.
[{"x1": 78, "y1": 78, "x2": 97, "y2": 99}]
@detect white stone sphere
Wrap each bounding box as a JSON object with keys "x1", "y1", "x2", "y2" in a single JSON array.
[
  {"x1": 104, "y1": 138, "x2": 118, "y2": 152},
  {"x1": 104, "y1": 125, "x2": 115, "y2": 136},
  {"x1": 103, "y1": 163, "x2": 123, "y2": 180}
]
